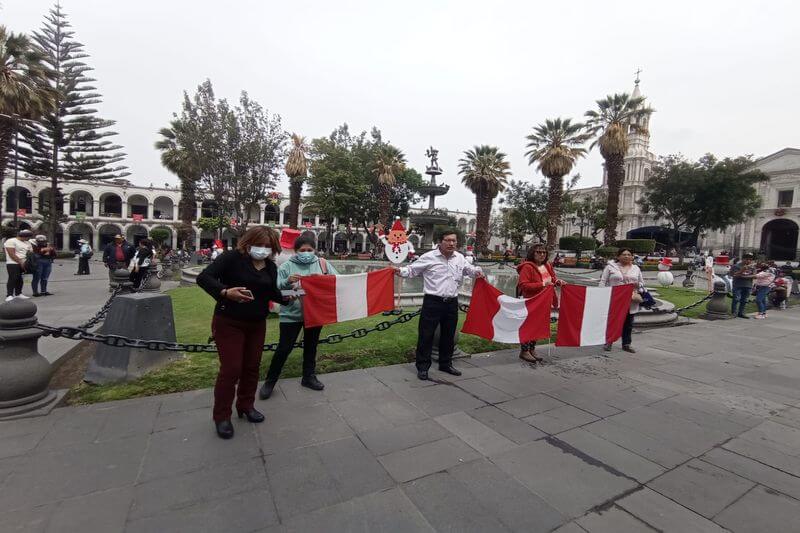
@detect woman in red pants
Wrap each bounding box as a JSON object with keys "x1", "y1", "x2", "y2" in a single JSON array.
[{"x1": 197, "y1": 226, "x2": 285, "y2": 439}]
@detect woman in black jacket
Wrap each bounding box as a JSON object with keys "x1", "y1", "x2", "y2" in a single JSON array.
[{"x1": 197, "y1": 226, "x2": 285, "y2": 439}]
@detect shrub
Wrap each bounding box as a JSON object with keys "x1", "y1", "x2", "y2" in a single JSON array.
[
  {"x1": 559, "y1": 236, "x2": 597, "y2": 253},
  {"x1": 150, "y1": 228, "x2": 171, "y2": 244},
  {"x1": 596, "y1": 245, "x2": 619, "y2": 258},
  {"x1": 614, "y1": 239, "x2": 656, "y2": 254}
]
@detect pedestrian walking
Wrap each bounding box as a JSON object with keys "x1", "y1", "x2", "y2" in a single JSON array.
[
  {"x1": 730, "y1": 253, "x2": 756, "y2": 318},
  {"x1": 4, "y1": 229, "x2": 34, "y2": 301},
  {"x1": 76, "y1": 239, "x2": 93, "y2": 275},
  {"x1": 599, "y1": 248, "x2": 644, "y2": 353},
  {"x1": 129, "y1": 239, "x2": 155, "y2": 289},
  {"x1": 102, "y1": 234, "x2": 134, "y2": 280},
  {"x1": 754, "y1": 262, "x2": 775, "y2": 319},
  {"x1": 516, "y1": 243, "x2": 564, "y2": 363},
  {"x1": 196, "y1": 226, "x2": 286, "y2": 440},
  {"x1": 31, "y1": 235, "x2": 57, "y2": 297},
  {"x1": 395, "y1": 230, "x2": 484, "y2": 380},
  {"x1": 259, "y1": 235, "x2": 339, "y2": 400}
]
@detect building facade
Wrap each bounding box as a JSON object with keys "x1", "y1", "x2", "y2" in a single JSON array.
[
  {"x1": 1, "y1": 175, "x2": 481, "y2": 254},
  {"x1": 559, "y1": 78, "x2": 800, "y2": 260}
]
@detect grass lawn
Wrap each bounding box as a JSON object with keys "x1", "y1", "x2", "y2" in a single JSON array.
[{"x1": 68, "y1": 286, "x2": 542, "y2": 405}]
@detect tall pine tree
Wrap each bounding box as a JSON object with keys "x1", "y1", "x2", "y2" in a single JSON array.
[{"x1": 19, "y1": 2, "x2": 128, "y2": 240}]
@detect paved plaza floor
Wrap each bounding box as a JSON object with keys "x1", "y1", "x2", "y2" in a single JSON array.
[{"x1": 2, "y1": 307, "x2": 800, "y2": 531}]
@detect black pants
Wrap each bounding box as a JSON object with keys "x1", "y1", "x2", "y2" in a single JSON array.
[
  {"x1": 130, "y1": 268, "x2": 146, "y2": 288},
  {"x1": 6, "y1": 264, "x2": 23, "y2": 297},
  {"x1": 265, "y1": 322, "x2": 322, "y2": 381},
  {"x1": 416, "y1": 295, "x2": 459, "y2": 371},
  {"x1": 622, "y1": 312, "x2": 634, "y2": 346},
  {"x1": 77, "y1": 257, "x2": 90, "y2": 275}
]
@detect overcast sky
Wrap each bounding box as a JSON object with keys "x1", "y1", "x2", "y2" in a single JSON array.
[{"x1": 4, "y1": 0, "x2": 798, "y2": 212}]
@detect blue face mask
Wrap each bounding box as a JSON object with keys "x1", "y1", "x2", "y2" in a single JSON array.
[
  {"x1": 249, "y1": 246, "x2": 271, "y2": 260},
  {"x1": 295, "y1": 251, "x2": 316, "y2": 264}
]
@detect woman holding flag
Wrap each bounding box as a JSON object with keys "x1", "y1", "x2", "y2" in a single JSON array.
[
  {"x1": 259, "y1": 234, "x2": 339, "y2": 400},
  {"x1": 599, "y1": 248, "x2": 644, "y2": 353},
  {"x1": 516, "y1": 243, "x2": 564, "y2": 363}
]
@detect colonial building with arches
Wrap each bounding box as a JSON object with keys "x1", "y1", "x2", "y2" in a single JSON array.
[{"x1": 2, "y1": 175, "x2": 481, "y2": 254}]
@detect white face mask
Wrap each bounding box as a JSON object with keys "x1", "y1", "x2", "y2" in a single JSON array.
[{"x1": 249, "y1": 246, "x2": 271, "y2": 260}]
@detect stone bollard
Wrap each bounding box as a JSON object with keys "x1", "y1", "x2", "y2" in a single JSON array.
[
  {"x1": 701, "y1": 280, "x2": 732, "y2": 320},
  {"x1": 84, "y1": 291, "x2": 180, "y2": 384},
  {"x1": 431, "y1": 324, "x2": 467, "y2": 362},
  {"x1": 140, "y1": 265, "x2": 162, "y2": 292},
  {"x1": 0, "y1": 299, "x2": 63, "y2": 419},
  {"x1": 110, "y1": 267, "x2": 134, "y2": 294}
]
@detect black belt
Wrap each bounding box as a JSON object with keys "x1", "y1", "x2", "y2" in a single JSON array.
[{"x1": 424, "y1": 294, "x2": 458, "y2": 303}]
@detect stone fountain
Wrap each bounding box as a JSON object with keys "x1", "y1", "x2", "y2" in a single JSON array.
[{"x1": 410, "y1": 147, "x2": 451, "y2": 250}]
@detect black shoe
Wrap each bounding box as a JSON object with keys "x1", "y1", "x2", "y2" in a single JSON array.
[
  {"x1": 215, "y1": 419, "x2": 234, "y2": 439},
  {"x1": 622, "y1": 345, "x2": 636, "y2": 353},
  {"x1": 737, "y1": 314, "x2": 750, "y2": 319},
  {"x1": 301, "y1": 375, "x2": 325, "y2": 391},
  {"x1": 43, "y1": 292, "x2": 53, "y2": 296},
  {"x1": 32, "y1": 293, "x2": 42, "y2": 297},
  {"x1": 438, "y1": 365, "x2": 462, "y2": 376},
  {"x1": 259, "y1": 380, "x2": 277, "y2": 400},
  {"x1": 603, "y1": 343, "x2": 612, "y2": 352},
  {"x1": 417, "y1": 370, "x2": 429, "y2": 381},
  {"x1": 237, "y1": 408, "x2": 265, "y2": 423}
]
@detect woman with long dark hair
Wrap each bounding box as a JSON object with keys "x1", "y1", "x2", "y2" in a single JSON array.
[
  {"x1": 197, "y1": 226, "x2": 285, "y2": 439},
  {"x1": 516, "y1": 243, "x2": 563, "y2": 362}
]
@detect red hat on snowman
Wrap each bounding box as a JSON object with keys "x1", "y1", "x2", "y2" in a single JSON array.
[{"x1": 390, "y1": 218, "x2": 406, "y2": 232}]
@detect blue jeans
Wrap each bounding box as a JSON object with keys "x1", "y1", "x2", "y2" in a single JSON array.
[
  {"x1": 32, "y1": 261, "x2": 53, "y2": 294},
  {"x1": 755, "y1": 285, "x2": 770, "y2": 314},
  {"x1": 731, "y1": 286, "x2": 751, "y2": 317}
]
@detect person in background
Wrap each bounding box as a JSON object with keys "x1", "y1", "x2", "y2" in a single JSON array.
[
  {"x1": 599, "y1": 247, "x2": 644, "y2": 353},
  {"x1": 516, "y1": 243, "x2": 563, "y2": 363},
  {"x1": 729, "y1": 253, "x2": 756, "y2": 318},
  {"x1": 753, "y1": 262, "x2": 775, "y2": 319},
  {"x1": 395, "y1": 230, "x2": 484, "y2": 380},
  {"x1": 259, "y1": 235, "x2": 339, "y2": 399},
  {"x1": 102, "y1": 234, "x2": 134, "y2": 280},
  {"x1": 4, "y1": 229, "x2": 34, "y2": 301},
  {"x1": 31, "y1": 235, "x2": 57, "y2": 297},
  {"x1": 129, "y1": 239, "x2": 155, "y2": 289},
  {"x1": 76, "y1": 239, "x2": 92, "y2": 275},
  {"x1": 197, "y1": 226, "x2": 285, "y2": 440}
]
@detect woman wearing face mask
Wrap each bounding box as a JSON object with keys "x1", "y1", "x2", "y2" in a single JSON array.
[
  {"x1": 259, "y1": 235, "x2": 339, "y2": 400},
  {"x1": 197, "y1": 226, "x2": 285, "y2": 439}
]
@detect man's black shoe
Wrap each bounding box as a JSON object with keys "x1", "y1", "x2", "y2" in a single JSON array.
[
  {"x1": 737, "y1": 314, "x2": 750, "y2": 319},
  {"x1": 301, "y1": 375, "x2": 325, "y2": 391},
  {"x1": 417, "y1": 370, "x2": 429, "y2": 381},
  {"x1": 259, "y1": 380, "x2": 277, "y2": 400},
  {"x1": 439, "y1": 366, "x2": 462, "y2": 376}
]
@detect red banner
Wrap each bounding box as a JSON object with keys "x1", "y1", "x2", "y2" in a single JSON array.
[
  {"x1": 16, "y1": 209, "x2": 26, "y2": 217},
  {"x1": 132, "y1": 214, "x2": 144, "y2": 221}
]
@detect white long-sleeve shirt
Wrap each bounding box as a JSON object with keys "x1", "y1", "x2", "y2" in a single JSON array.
[{"x1": 399, "y1": 248, "x2": 482, "y2": 298}]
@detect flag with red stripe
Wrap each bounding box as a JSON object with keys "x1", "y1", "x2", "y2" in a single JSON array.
[
  {"x1": 555, "y1": 284, "x2": 633, "y2": 347},
  {"x1": 300, "y1": 268, "x2": 395, "y2": 327},
  {"x1": 461, "y1": 279, "x2": 552, "y2": 343}
]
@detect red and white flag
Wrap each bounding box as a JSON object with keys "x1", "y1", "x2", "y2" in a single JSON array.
[
  {"x1": 555, "y1": 285, "x2": 633, "y2": 347},
  {"x1": 300, "y1": 268, "x2": 395, "y2": 327},
  {"x1": 462, "y1": 279, "x2": 553, "y2": 344}
]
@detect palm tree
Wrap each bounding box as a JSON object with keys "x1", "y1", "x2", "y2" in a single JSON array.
[
  {"x1": 525, "y1": 118, "x2": 590, "y2": 250},
  {"x1": 155, "y1": 119, "x2": 200, "y2": 244},
  {"x1": 0, "y1": 26, "x2": 54, "y2": 226},
  {"x1": 459, "y1": 145, "x2": 511, "y2": 253},
  {"x1": 285, "y1": 133, "x2": 309, "y2": 229},
  {"x1": 372, "y1": 145, "x2": 406, "y2": 229},
  {"x1": 585, "y1": 93, "x2": 653, "y2": 244}
]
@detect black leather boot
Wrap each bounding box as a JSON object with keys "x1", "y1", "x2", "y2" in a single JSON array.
[
  {"x1": 215, "y1": 419, "x2": 234, "y2": 439},
  {"x1": 237, "y1": 408, "x2": 265, "y2": 423},
  {"x1": 259, "y1": 380, "x2": 277, "y2": 400},
  {"x1": 301, "y1": 375, "x2": 324, "y2": 391}
]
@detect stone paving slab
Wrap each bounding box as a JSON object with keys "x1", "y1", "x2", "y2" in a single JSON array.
[{"x1": 2, "y1": 306, "x2": 800, "y2": 531}]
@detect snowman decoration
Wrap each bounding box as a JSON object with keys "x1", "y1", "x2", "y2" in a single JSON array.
[
  {"x1": 378, "y1": 218, "x2": 415, "y2": 264},
  {"x1": 657, "y1": 257, "x2": 674, "y2": 286}
]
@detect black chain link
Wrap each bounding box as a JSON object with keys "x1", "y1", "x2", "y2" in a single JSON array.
[
  {"x1": 76, "y1": 268, "x2": 155, "y2": 330},
  {"x1": 35, "y1": 309, "x2": 422, "y2": 353}
]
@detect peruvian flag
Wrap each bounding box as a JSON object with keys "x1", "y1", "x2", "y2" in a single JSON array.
[
  {"x1": 555, "y1": 285, "x2": 633, "y2": 347},
  {"x1": 300, "y1": 269, "x2": 395, "y2": 327},
  {"x1": 462, "y1": 279, "x2": 553, "y2": 343}
]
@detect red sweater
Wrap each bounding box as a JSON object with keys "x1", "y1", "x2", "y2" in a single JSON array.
[{"x1": 516, "y1": 261, "x2": 559, "y2": 307}]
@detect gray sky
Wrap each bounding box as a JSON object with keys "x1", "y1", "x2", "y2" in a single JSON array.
[{"x1": 5, "y1": 0, "x2": 799, "y2": 212}]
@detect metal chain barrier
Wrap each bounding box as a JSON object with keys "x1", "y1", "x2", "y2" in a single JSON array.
[
  {"x1": 76, "y1": 267, "x2": 154, "y2": 330},
  {"x1": 647, "y1": 292, "x2": 714, "y2": 315},
  {"x1": 34, "y1": 308, "x2": 422, "y2": 353}
]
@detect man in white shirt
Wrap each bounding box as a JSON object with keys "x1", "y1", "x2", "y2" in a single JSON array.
[
  {"x1": 4, "y1": 229, "x2": 34, "y2": 301},
  {"x1": 396, "y1": 230, "x2": 484, "y2": 380}
]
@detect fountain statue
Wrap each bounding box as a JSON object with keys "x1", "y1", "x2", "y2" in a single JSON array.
[{"x1": 410, "y1": 147, "x2": 451, "y2": 249}]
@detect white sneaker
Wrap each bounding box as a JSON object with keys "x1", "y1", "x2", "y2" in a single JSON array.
[
  {"x1": 4, "y1": 295, "x2": 14, "y2": 302},
  {"x1": 15, "y1": 294, "x2": 30, "y2": 300}
]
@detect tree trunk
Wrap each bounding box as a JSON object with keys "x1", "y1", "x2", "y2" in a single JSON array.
[
  {"x1": 603, "y1": 152, "x2": 626, "y2": 245},
  {"x1": 475, "y1": 192, "x2": 492, "y2": 254},
  {"x1": 288, "y1": 179, "x2": 302, "y2": 229},
  {"x1": 545, "y1": 174, "x2": 564, "y2": 250},
  {"x1": 0, "y1": 119, "x2": 13, "y2": 228},
  {"x1": 378, "y1": 183, "x2": 391, "y2": 229},
  {"x1": 48, "y1": 141, "x2": 60, "y2": 245}
]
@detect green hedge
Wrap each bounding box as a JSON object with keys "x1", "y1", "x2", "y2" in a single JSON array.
[
  {"x1": 614, "y1": 239, "x2": 656, "y2": 254},
  {"x1": 595, "y1": 246, "x2": 619, "y2": 258},
  {"x1": 559, "y1": 236, "x2": 597, "y2": 252}
]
